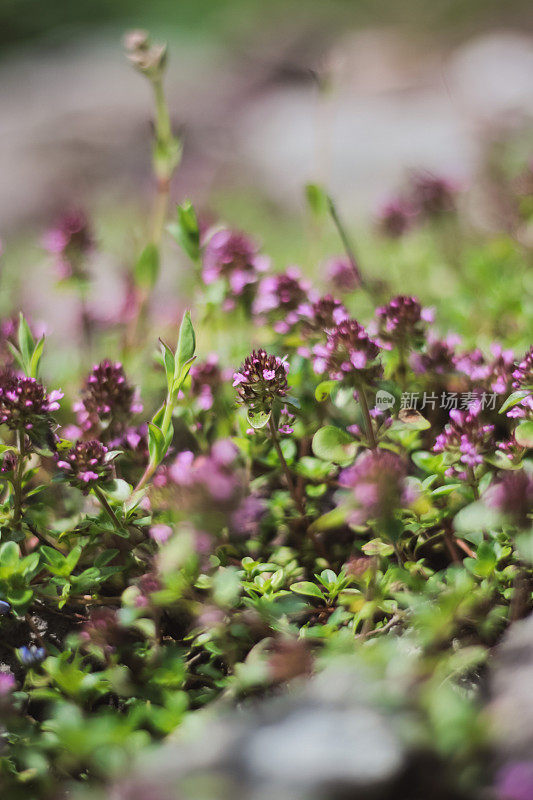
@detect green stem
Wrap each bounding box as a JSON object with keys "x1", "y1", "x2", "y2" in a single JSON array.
[
  {"x1": 327, "y1": 197, "x2": 361, "y2": 286},
  {"x1": 134, "y1": 392, "x2": 174, "y2": 493},
  {"x1": 13, "y1": 430, "x2": 26, "y2": 525},
  {"x1": 268, "y1": 415, "x2": 304, "y2": 515},
  {"x1": 357, "y1": 385, "x2": 377, "y2": 449},
  {"x1": 93, "y1": 486, "x2": 122, "y2": 530}
]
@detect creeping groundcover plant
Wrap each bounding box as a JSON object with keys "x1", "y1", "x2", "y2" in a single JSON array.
[{"x1": 0, "y1": 31, "x2": 532, "y2": 800}]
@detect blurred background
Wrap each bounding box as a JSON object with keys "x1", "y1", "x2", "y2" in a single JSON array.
[{"x1": 0, "y1": 0, "x2": 532, "y2": 373}]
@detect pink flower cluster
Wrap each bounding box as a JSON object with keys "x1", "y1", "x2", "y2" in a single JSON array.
[
  {"x1": 313, "y1": 319, "x2": 382, "y2": 385},
  {"x1": 253, "y1": 267, "x2": 317, "y2": 334},
  {"x1": 43, "y1": 209, "x2": 93, "y2": 279},
  {"x1": 339, "y1": 449, "x2": 414, "y2": 525},
  {"x1": 202, "y1": 229, "x2": 269, "y2": 310},
  {"x1": 0, "y1": 372, "x2": 62, "y2": 431},
  {"x1": 375, "y1": 295, "x2": 434, "y2": 348},
  {"x1": 56, "y1": 439, "x2": 112, "y2": 492},
  {"x1": 189, "y1": 354, "x2": 223, "y2": 412},
  {"x1": 233, "y1": 349, "x2": 289, "y2": 410},
  {"x1": 376, "y1": 171, "x2": 458, "y2": 237},
  {"x1": 74, "y1": 360, "x2": 143, "y2": 445},
  {"x1": 434, "y1": 403, "x2": 494, "y2": 477}
]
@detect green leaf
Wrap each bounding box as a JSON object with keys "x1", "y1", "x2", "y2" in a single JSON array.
[
  {"x1": 167, "y1": 201, "x2": 200, "y2": 261},
  {"x1": 515, "y1": 421, "x2": 533, "y2": 448},
  {"x1": 175, "y1": 310, "x2": 196, "y2": 373},
  {"x1": 290, "y1": 581, "x2": 325, "y2": 600},
  {"x1": 28, "y1": 335, "x2": 45, "y2": 378},
  {"x1": 159, "y1": 339, "x2": 175, "y2": 391},
  {"x1": 453, "y1": 501, "x2": 500, "y2": 534},
  {"x1": 390, "y1": 410, "x2": 431, "y2": 431},
  {"x1": 18, "y1": 313, "x2": 34, "y2": 371},
  {"x1": 0, "y1": 541, "x2": 20, "y2": 569},
  {"x1": 305, "y1": 183, "x2": 329, "y2": 218},
  {"x1": 247, "y1": 408, "x2": 271, "y2": 429},
  {"x1": 320, "y1": 569, "x2": 337, "y2": 585},
  {"x1": 134, "y1": 243, "x2": 160, "y2": 290},
  {"x1": 412, "y1": 451, "x2": 446, "y2": 474},
  {"x1": 65, "y1": 546, "x2": 82, "y2": 574},
  {"x1": 362, "y1": 539, "x2": 394, "y2": 557},
  {"x1": 315, "y1": 380, "x2": 338, "y2": 402},
  {"x1": 105, "y1": 479, "x2": 132, "y2": 502},
  {"x1": 312, "y1": 425, "x2": 357, "y2": 466},
  {"x1": 148, "y1": 423, "x2": 165, "y2": 464},
  {"x1": 499, "y1": 390, "x2": 530, "y2": 414}
]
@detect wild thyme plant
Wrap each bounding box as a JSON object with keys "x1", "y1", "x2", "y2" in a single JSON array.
[{"x1": 0, "y1": 32, "x2": 531, "y2": 800}]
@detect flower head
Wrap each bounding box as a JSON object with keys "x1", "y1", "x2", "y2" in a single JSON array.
[
  {"x1": 253, "y1": 267, "x2": 317, "y2": 334},
  {"x1": 326, "y1": 256, "x2": 361, "y2": 291},
  {"x1": 496, "y1": 761, "x2": 533, "y2": 800},
  {"x1": 433, "y1": 403, "x2": 494, "y2": 477},
  {"x1": 411, "y1": 333, "x2": 461, "y2": 376},
  {"x1": 56, "y1": 439, "x2": 113, "y2": 493},
  {"x1": 339, "y1": 449, "x2": 412, "y2": 525},
  {"x1": 513, "y1": 346, "x2": 533, "y2": 389},
  {"x1": 149, "y1": 524, "x2": 173, "y2": 544},
  {"x1": 486, "y1": 470, "x2": 533, "y2": 529},
  {"x1": 43, "y1": 209, "x2": 93, "y2": 279},
  {"x1": 376, "y1": 197, "x2": 416, "y2": 237},
  {"x1": 376, "y1": 295, "x2": 433, "y2": 348},
  {"x1": 508, "y1": 346, "x2": 533, "y2": 420},
  {"x1": 202, "y1": 229, "x2": 268, "y2": 309},
  {"x1": 298, "y1": 294, "x2": 349, "y2": 335},
  {"x1": 124, "y1": 29, "x2": 167, "y2": 79},
  {"x1": 75, "y1": 360, "x2": 142, "y2": 444},
  {"x1": 0, "y1": 371, "x2": 62, "y2": 433},
  {"x1": 233, "y1": 349, "x2": 289, "y2": 411},
  {"x1": 313, "y1": 319, "x2": 382, "y2": 385},
  {"x1": 409, "y1": 172, "x2": 457, "y2": 218},
  {"x1": 18, "y1": 644, "x2": 46, "y2": 667},
  {"x1": 190, "y1": 354, "x2": 223, "y2": 411},
  {"x1": 0, "y1": 671, "x2": 15, "y2": 695}
]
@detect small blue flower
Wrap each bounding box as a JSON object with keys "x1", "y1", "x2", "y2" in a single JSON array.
[{"x1": 18, "y1": 645, "x2": 46, "y2": 667}]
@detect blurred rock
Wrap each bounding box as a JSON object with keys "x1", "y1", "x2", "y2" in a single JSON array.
[{"x1": 106, "y1": 666, "x2": 467, "y2": 800}]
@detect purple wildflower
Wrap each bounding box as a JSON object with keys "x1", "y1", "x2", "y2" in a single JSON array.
[
  {"x1": 202, "y1": 229, "x2": 268, "y2": 309},
  {"x1": 0, "y1": 371, "x2": 62, "y2": 432},
  {"x1": 298, "y1": 294, "x2": 349, "y2": 335},
  {"x1": 190, "y1": 354, "x2": 223, "y2": 411},
  {"x1": 508, "y1": 346, "x2": 533, "y2": 420},
  {"x1": 513, "y1": 346, "x2": 533, "y2": 389},
  {"x1": 253, "y1": 267, "x2": 318, "y2": 334},
  {"x1": 496, "y1": 761, "x2": 533, "y2": 800},
  {"x1": 433, "y1": 403, "x2": 494, "y2": 477},
  {"x1": 56, "y1": 439, "x2": 113, "y2": 493},
  {"x1": 409, "y1": 172, "x2": 457, "y2": 218},
  {"x1": 375, "y1": 295, "x2": 434, "y2": 348},
  {"x1": 313, "y1": 319, "x2": 382, "y2": 385},
  {"x1": 339, "y1": 449, "x2": 412, "y2": 525},
  {"x1": 233, "y1": 349, "x2": 289, "y2": 411},
  {"x1": 376, "y1": 197, "x2": 416, "y2": 237},
  {"x1": 411, "y1": 333, "x2": 461, "y2": 376},
  {"x1": 486, "y1": 470, "x2": 533, "y2": 529},
  {"x1": 43, "y1": 208, "x2": 93, "y2": 280},
  {"x1": 0, "y1": 671, "x2": 15, "y2": 695},
  {"x1": 149, "y1": 524, "x2": 173, "y2": 544},
  {"x1": 75, "y1": 360, "x2": 142, "y2": 444},
  {"x1": 326, "y1": 256, "x2": 361, "y2": 292}
]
